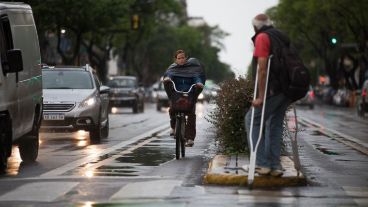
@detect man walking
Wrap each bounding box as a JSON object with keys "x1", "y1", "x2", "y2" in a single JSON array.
[{"x1": 245, "y1": 14, "x2": 291, "y2": 177}]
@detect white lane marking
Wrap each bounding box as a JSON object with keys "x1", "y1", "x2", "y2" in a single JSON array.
[
  {"x1": 343, "y1": 186, "x2": 368, "y2": 206},
  {"x1": 343, "y1": 186, "x2": 368, "y2": 197},
  {"x1": 110, "y1": 180, "x2": 182, "y2": 200},
  {"x1": 238, "y1": 195, "x2": 296, "y2": 204},
  {"x1": 0, "y1": 182, "x2": 78, "y2": 202},
  {"x1": 354, "y1": 199, "x2": 368, "y2": 206},
  {"x1": 40, "y1": 124, "x2": 170, "y2": 177},
  {"x1": 0, "y1": 175, "x2": 169, "y2": 182}
]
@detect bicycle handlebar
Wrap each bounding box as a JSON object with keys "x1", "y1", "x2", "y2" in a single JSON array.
[{"x1": 165, "y1": 79, "x2": 197, "y2": 94}]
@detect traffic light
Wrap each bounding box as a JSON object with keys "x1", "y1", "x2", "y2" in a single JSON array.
[
  {"x1": 329, "y1": 31, "x2": 338, "y2": 46},
  {"x1": 131, "y1": 14, "x2": 140, "y2": 30},
  {"x1": 331, "y1": 37, "x2": 337, "y2": 45}
]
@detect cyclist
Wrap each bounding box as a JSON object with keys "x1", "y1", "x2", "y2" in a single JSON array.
[{"x1": 163, "y1": 49, "x2": 206, "y2": 147}]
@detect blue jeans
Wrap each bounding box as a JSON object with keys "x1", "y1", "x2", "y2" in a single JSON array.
[{"x1": 245, "y1": 93, "x2": 290, "y2": 170}]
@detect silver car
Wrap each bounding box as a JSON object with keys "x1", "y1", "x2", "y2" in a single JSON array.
[
  {"x1": 155, "y1": 81, "x2": 169, "y2": 111},
  {"x1": 41, "y1": 65, "x2": 110, "y2": 142}
]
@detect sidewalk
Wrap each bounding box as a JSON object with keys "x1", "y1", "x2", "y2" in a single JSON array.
[{"x1": 203, "y1": 154, "x2": 306, "y2": 188}]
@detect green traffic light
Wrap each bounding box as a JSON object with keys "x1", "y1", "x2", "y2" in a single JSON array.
[{"x1": 331, "y1": 37, "x2": 337, "y2": 44}]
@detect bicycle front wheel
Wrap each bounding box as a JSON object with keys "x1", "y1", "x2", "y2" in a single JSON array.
[
  {"x1": 175, "y1": 115, "x2": 182, "y2": 160},
  {"x1": 180, "y1": 116, "x2": 186, "y2": 158}
]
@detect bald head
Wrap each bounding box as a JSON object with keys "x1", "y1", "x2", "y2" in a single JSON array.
[{"x1": 252, "y1": 13, "x2": 272, "y2": 31}]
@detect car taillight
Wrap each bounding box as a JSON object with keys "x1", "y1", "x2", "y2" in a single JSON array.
[
  {"x1": 363, "y1": 89, "x2": 367, "y2": 97},
  {"x1": 309, "y1": 91, "x2": 315, "y2": 99}
]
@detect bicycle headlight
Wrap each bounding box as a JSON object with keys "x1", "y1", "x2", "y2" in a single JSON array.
[{"x1": 198, "y1": 93, "x2": 204, "y2": 100}]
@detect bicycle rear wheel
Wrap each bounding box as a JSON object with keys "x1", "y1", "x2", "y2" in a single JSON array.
[{"x1": 175, "y1": 115, "x2": 181, "y2": 159}]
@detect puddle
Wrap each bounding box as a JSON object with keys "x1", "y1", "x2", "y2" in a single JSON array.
[
  {"x1": 96, "y1": 165, "x2": 139, "y2": 174},
  {"x1": 315, "y1": 147, "x2": 340, "y2": 155},
  {"x1": 115, "y1": 146, "x2": 175, "y2": 166},
  {"x1": 93, "y1": 172, "x2": 139, "y2": 177},
  {"x1": 310, "y1": 130, "x2": 331, "y2": 138},
  {"x1": 151, "y1": 139, "x2": 175, "y2": 144}
]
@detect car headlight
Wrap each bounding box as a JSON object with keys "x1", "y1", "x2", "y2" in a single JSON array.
[
  {"x1": 129, "y1": 89, "x2": 137, "y2": 95},
  {"x1": 79, "y1": 97, "x2": 96, "y2": 108}
]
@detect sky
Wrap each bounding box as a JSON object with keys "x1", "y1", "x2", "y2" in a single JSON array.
[{"x1": 186, "y1": 0, "x2": 279, "y2": 76}]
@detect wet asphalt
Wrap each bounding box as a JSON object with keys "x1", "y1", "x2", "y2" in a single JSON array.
[{"x1": 0, "y1": 102, "x2": 367, "y2": 206}]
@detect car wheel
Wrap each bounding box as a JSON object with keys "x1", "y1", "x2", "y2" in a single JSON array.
[
  {"x1": 102, "y1": 118, "x2": 109, "y2": 138},
  {"x1": 156, "y1": 102, "x2": 161, "y2": 111},
  {"x1": 19, "y1": 111, "x2": 40, "y2": 163},
  {"x1": 133, "y1": 103, "x2": 138, "y2": 114},
  {"x1": 140, "y1": 101, "x2": 144, "y2": 113},
  {"x1": 90, "y1": 114, "x2": 102, "y2": 142},
  {"x1": 19, "y1": 136, "x2": 39, "y2": 163},
  {"x1": 309, "y1": 104, "x2": 314, "y2": 110},
  {"x1": 0, "y1": 122, "x2": 8, "y2": 174},
  {"x1": 357, "y1": 103, "x2": 365, "y2": 117}
]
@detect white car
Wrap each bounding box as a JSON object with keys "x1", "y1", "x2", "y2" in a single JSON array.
[
  {"x1": 41, "y1": 65, "x2": 110, "y2": 142},
  {"x1": 0, "y1": 3, "x2": 43, "y2": 173},
  {"x1": 155, "y1": 81, "x2": 169, "y2": 111}
]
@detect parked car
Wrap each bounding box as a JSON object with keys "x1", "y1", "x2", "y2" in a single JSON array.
[
  {"x1": 145, "y1": 81, "x2": 159, "y2": 103},
  {"x1": 357, "y1": 80, "x2": 368, "y2": 117},
  {"x1": 333, "y1": 88, "x2": 351, "y2": 107},
  {"x1": 203, "y1": 84, "x2": 220, "y2": 102},
  {"x1": 41, "y1": 65, "x2": 110, "y2": 142},
  {"x1": 321, "y1": 86, "x2": 336, "y2": 104},
  {"x1": 295, "y1": 86, "x2": 315, "y2": 109},
  {"x1": 0, "y1": 3, "x2": 43, "y2": 173},
  {"x1": 155, "y1": 81, "x2": 169, "y2": 111},
  {"x1": 107, "y1": 76, "x2": 145, "y2": 113}
]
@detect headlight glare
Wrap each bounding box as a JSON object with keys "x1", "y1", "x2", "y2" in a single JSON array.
[{"x1": 80, "y1": 97, "x2": 96, "y2": 107}]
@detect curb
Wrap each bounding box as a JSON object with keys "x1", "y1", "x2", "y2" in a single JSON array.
[{"x1": 203, "y1": 155, "x2": 306, "y2": 187}]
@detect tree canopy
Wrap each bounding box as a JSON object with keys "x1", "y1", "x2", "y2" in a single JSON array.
[
  {"x1": 20, "y1": 0, "x2": 234, "y2": 84},
  {"x1": 268, "y1": 0, "x2": 368, "y2": 89}
]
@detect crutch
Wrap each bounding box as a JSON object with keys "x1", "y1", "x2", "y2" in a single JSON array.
[
  {"x1": 248, "y1": 55, "x2": 273, "y2": 189},
  {"x1": 284, "y1": 105, "x2": 301, "y2": 175}
]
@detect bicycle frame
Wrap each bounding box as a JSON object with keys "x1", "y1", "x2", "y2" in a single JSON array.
[
  {"x1": 164, "y1": 79, "x2": 197, "y2": 159},
  {"x1": 166, "y1": 79, "x2": 197, "y2": 95}
]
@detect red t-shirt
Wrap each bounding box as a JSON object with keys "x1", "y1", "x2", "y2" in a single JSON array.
[{"x1": 253, "y1": 33, "x2": 270, "y2": 58}]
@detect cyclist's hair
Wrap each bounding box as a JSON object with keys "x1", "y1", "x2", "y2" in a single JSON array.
[{"x1": 174, "y1": 49, "x2": 186, "y2": 59}]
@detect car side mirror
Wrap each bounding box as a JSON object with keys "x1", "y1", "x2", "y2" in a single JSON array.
[
  {"x1": 6, "y1": 49, "x2": 23, "y2": 73},
  {"x1": 100, "y1": 85, "x2": 110, "y2": 94}
]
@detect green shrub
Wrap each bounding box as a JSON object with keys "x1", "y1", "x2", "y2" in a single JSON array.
[{"x1": 207, "y1": 76, "x2": 254, "y2": 154}]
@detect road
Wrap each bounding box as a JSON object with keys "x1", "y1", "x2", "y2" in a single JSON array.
[{"x1": 0, "y1": 103, "x2": 367, "y2": 206}]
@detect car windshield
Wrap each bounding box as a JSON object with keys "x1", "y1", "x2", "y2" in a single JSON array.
[
  {"x1": 108, "y1": 79, "x2": 136, "y2": 88},
  {"x1": 42, "y1": 70, "x2": 94, "y2": 89}
]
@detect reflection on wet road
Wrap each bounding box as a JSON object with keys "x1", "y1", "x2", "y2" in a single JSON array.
[{"x1": 68, "y1": 129, "x2": 175, "y2": 177}]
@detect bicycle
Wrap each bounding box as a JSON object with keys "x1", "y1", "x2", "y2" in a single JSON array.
[{"x1": 165, "y1": 79, "x2": 197, "y2": 160}]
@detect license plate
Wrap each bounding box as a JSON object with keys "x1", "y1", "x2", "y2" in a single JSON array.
[{"x1": 43, "y1": 113, "x2": 65, "y2": 120}]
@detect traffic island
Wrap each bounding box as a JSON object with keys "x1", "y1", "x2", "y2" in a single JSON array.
[{"x1": 203, "y1": 155, "x2": 306, "y2": 188}]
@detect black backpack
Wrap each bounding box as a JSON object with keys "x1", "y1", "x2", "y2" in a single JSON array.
[{"x1": 265, "y1": 29, "x2": 310, "y2": 102}]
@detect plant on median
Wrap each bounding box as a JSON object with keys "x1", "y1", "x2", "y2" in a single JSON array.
[{"x1": 207, "y1": 76, "x2": 254, "y2": 154}]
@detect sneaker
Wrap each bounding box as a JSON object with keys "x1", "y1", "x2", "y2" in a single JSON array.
[
  {"x1": 169, "y1": 128, "x2": 175, "y2": 136},
  {"x1": 185, "y1": 139, "x2": 194, "y2": 147},
  {"x1": 255, "y1": 166, "x2": 271, "y2": 175},
  {"x1": 270, "y1": 169, "x2": 283, "y2": 177}
]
